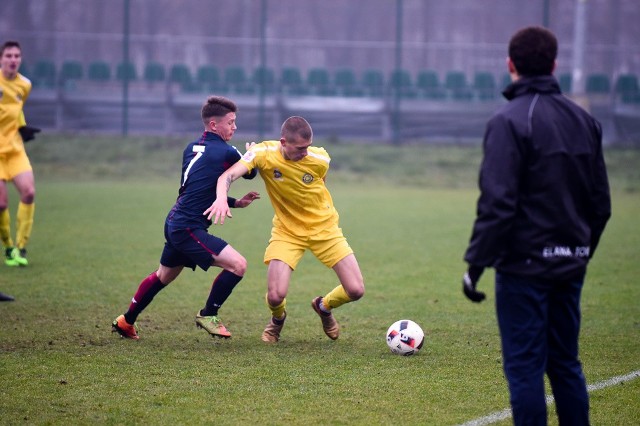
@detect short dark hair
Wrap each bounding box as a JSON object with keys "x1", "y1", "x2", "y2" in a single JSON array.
[
  {"x1": 201, "y1": 96, "x2": 237, "y2": 123},
  {"x1": 1, "y1": 40, "x2": 21, "y2": 56},
  {"x1": 281, "y1": 116, "x2": 312, "y2": 141},
  {"x1": 508, "y1": 26, "x2": 557, "y2": 76}
]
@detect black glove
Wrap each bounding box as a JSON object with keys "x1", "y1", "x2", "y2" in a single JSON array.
[
  {"x1": 18, "y1": 126, "x2": 41, "y2": 143},
  {"x1": 462, "y1": 264, "x2": 486, "y2": 303}
]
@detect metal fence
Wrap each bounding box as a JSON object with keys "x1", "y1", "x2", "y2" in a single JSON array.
[{"x1": 3, "y1": 0, "x2": 640, "y2": 144}]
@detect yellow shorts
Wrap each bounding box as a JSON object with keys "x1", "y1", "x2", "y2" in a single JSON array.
[
  {"x1": 264, "y1": 225, "x2": 354, "y2": 270},
  {"x1": 0, "y1": 148, "x2": 32, "y2": 181}
]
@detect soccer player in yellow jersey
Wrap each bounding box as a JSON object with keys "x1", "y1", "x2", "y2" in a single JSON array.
[
  {"x1": 0, "y1": 41, "x2": 35, "y2": 267},
  {"x1": 206, "y1": 116, "x2": 365, "y2": 342}
]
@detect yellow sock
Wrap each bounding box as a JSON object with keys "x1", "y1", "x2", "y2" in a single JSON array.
[
  {"x1": 322, "y1": 285, "x2": 352, "y2": 310},
  {"x1": 16, "y1": 202, "x2": 34, "y2": 250},
  {"x1": 265, "y1": 293, "x2": 286, "y2": 318},
  {"x1": 0, "y1": 209, "x2": 14, "y2": 248}
]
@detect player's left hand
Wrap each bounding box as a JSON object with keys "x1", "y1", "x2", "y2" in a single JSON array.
[
  {"x1": 204, "y1": 198, "x2": 232, "y2": 225},
  {"x1": 18, "y1": 126, "x2": 41, "y2": 143},
  {"x1": 462, "y1": 265, "x2": 486, "y2": 303},
  {"x1": 235, "y1": 191, "x2": 260, "y2": 208},
  {"x1": 245, "y1": 141, "x2": 256, "y2": 152}
]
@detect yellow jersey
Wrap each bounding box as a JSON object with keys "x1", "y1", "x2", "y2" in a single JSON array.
[
  {"x1": 239, "y1": 140, "x2": 339, "y2": 236},
  {"x1": 0, "y1": 72, "x2": 31, "y2": 153}
]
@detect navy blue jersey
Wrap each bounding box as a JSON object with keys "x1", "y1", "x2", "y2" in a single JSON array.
[{"x1": 166, "y1": 132, "x2": 243, "y2": 229}]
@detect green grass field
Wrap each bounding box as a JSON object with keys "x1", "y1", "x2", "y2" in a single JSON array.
[{"x1": 1, "y1": 135, "x2": 639, "y2": 425}]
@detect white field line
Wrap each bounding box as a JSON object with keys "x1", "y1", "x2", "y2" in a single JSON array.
[{"x1": 457, "y1": 370, "x2": 640, "y2": 426}]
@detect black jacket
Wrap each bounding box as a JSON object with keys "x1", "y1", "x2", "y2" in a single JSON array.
[{"x1": 464, "y1": 75, "x2": 611, "y2": 280}]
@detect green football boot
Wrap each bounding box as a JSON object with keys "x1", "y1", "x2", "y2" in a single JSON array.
[{"x1": 195, "y1": 313, "x2": 231, "y2": 338}]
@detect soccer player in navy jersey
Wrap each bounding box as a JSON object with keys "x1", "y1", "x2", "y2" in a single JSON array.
[{"x1": 112, "y1": 95, "x2": 259, "y2": 340}]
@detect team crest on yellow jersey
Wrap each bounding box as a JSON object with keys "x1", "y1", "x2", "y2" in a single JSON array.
[
  {"x1": 302, "y1": 173, "x2": 313, "y2": 184},
  {"x1": 273, "y1": 168, "x2": 283, "y2": 181},
  {"x1": 242, "y1": 150, "x2": 256, "y2": 162}
]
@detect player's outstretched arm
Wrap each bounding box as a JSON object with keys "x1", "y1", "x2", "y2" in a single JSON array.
[
  {"x1": 235, "y1": 191, "x2": 260, "y2": 208},
  {"x1": 204, "y1": 161, "x2": 251, "y2": 225}
]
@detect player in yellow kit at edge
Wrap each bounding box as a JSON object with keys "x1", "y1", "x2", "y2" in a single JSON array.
[
  {"x1": 0, "y1": 41, "x2": 37, "y2": 268},
  {"x1": 205, "y1": 116, "x2": 365, "y2": 342}
]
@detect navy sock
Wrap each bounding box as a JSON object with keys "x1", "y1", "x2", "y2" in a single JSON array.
[
  {"x1": 272, "y1": 314, "x2": 286, "y2": 324},
  {"x1": 200, "y1": 270, "x2": 243, "y2": 317}
]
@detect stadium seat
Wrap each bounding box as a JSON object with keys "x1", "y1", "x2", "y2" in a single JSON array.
[
  {"x1": 19, "y1": 63, "x2": 30, "y2": 79},
  {"x1": 224, "y1": 66, "x2": 253, "y2": 94},
  {"x1": 169, "y1": 64, "x2": 192, "y2": 85},
  {"x1": 59, "y1": 61, "x2": 83, "y2": 82},
  {"x1": 614, "y1": 73, "x2": 639, "y2": 103},
  {"x1": 307, "y1": 68, "x2": 335, "y2": 96},
  {"x1": 196, "y1": 65, "x2": 222, "y2": 92},
  {"x1": 253, "y1": 66, "x2": 276, "y2": 94},
  {"x1": 32, "y1": 60, "x2": 56, "y2": 88},
  {"x1": 585, "y1": 73, "x2": 611, "y2": 94},
  {"x1": 473, "y1": 71, "x2": 497, "y2": 100},
  {"x1": 615, "y1": 73, "x2": 639, "y2": 94},
  {"x1": 280, "y1": 67, "x2": 307, "y2": 96},
  {"x1": 171, "y1": 64, "x2": 202, "y2": 92},
  {"x1": 389, "y1": 69, "x2": 417, "y2": 98},
  {"x1": 361, "y1": 69, "x2": 385, "y2": 98},
  {"x1": 58, "y1": 61, "x2": 83, "y2": 90},
  {"x1": 622, "y1": 92, "x2": 640, "y2": 104},
  {"x1": 558, "y1": 73, "x2": 572, "y2": 93},
  {"x1": 143, "y1": 62, "x2": 166, "y2": 84},
  {"x1": 416, "y1": 70, "x2": 446, "y2": 99},
  {"x1": 334, "y1": 68, "x2": 363, "y2": 97},
  {"x1": 87, "y1": 61, "x2": 111, "y2": 81},
  {"x1": 116, "y1": 62, "x2": 137, "y2": 82},
  {"x1": 444, "y1": 71, "x2": 473, "y2": 100}
]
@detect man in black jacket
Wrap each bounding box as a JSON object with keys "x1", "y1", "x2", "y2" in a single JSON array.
[{"x1": 461, "y1": 26, "x2": 611, "y2": 425}]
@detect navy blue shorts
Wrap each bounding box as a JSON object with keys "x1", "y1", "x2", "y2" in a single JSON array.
[{"x1": 160, "y1": 223, "x2": 228, "y2": 271}]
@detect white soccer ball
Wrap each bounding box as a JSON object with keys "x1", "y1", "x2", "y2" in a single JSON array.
[{"x1": 386, "y1": 319, "x2": 425, "y2": 356}]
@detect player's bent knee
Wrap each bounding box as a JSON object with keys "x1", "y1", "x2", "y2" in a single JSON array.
[
  {"x1": 229, "y1": 256, "x2": 247, "y2": 276},
  {"x1": 21, "y1": 190, "x2": 35, "y2": 204},
  {"x1": 347, "y1": 286, "x2": 365, "y2": 301},
  {"x1": 266, "y1": 290, "x2": 285, "y2": 307},
  {"x1": 156, "y1": 267, "x2": 179, "y2": 285}
]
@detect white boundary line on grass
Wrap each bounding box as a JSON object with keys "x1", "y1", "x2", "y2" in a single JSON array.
[{"x1": 458, "y1": 370, "x2": 640, "y2": 426}]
